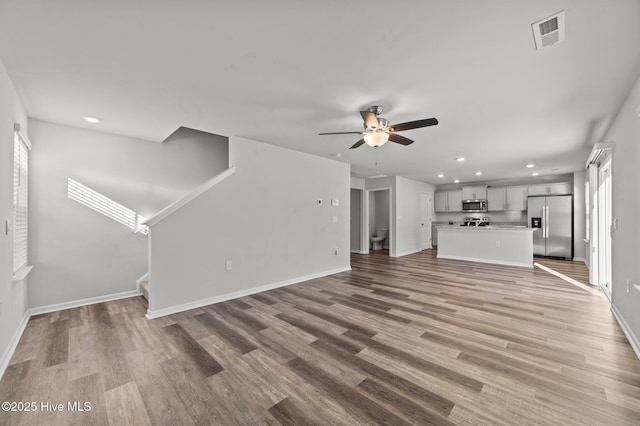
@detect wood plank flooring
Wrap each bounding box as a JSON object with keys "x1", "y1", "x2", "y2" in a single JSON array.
[{"x1": 2, "y1": 250, "x2": 640, "y2": 425}]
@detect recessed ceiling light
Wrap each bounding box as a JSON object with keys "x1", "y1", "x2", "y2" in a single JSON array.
[
  {"x1": 437, "y1": 173, "x2": 444, "y2": 178},
  {"x1": 532, "y1": 172, "x2": 539, "y2": 176},
  {"x1": 453, "y1": 179, "x2": 460, "y2": 183},
  {"x1": 475, "y1": 171, "x2": 482, "y2": 176},
  {"x1": 84, "y1": 116, "x2": 101, "y2": 123},
  {"x1": 526, "y1": 163, "x2": 535, "y2": 168},
  {"x1": 456, "y1": 157, "x2": 465, "y2": 162}
]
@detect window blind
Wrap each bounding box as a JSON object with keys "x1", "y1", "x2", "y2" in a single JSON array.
[{"x1": 13, "y1": 132, "x2": 30, "y2": 273}]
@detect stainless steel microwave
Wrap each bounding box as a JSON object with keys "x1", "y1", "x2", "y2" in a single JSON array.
[{"x1": 462, "y1": 199, "x2": 487, "y2": 212}]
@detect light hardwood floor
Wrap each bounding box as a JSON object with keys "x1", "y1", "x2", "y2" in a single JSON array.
[{"x1": 2, "y1": 250, "x2": 639, "y2": 425}]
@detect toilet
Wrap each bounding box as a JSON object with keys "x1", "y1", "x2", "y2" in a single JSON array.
[{"x1": 371, "y1": 229, "x2": 388, "y2": 250}]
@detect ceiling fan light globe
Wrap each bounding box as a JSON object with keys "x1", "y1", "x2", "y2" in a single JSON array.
[{"x1": 363, "y1": 132, "x2": 389, "y2": 147}]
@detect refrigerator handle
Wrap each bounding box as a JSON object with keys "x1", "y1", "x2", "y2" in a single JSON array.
[{"x1": 544, "y1": 206, "x2": 549, "y2": 239}]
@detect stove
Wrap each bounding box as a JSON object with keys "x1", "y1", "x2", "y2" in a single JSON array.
[{"x1": 461, "y1": 217, "x2": 490, "y2": 227}]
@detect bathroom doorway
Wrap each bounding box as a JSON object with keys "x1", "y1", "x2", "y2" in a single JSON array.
[{"x1": 364, "y1": 187, "x2": 392, "y2": 256}]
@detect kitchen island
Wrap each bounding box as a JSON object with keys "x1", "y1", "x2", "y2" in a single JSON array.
[{"x1": 437, "y1": 226, "x2": 536, "y2": 268}]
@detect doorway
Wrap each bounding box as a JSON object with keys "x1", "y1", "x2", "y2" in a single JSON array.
[{"x1": 363, "y1": 188, "x2": 392, "y2": 255}]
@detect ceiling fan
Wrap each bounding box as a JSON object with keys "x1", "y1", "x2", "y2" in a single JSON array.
[{"x1": 319, "y1": 106, "x2": 438, "y2": 149}]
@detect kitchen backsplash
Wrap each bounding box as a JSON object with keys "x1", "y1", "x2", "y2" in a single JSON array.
[{"x1": 435, "y1": 210, "x2": 527, "y2": 224}]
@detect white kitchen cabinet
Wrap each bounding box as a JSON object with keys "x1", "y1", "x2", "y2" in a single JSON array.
[
  {"x1": 461, "y1": 186, "x2": 487, "y2": 200},
  {"x1": 434, "y1": 191, "x2": 447, "y2": 212},
  {"x1": 527, "y1": 182, "x2": 572, "y2": 196},
  {"x1": 448, "y1": 190, "x2": 463, "y2": 211},
  {"x1": 435, "y1": 190, "x2": 463, "y2": 212},
  {"x1": 487, "y1": 187, "x2": 507, "y2": 211},
  {"x1": 506, "y1": 186, "x2": 527, "y2": 210},
  {"x1": 487, "y1": 186, "x2": 527, "y2": 211}
]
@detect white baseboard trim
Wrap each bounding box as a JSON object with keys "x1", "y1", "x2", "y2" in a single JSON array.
[
  {"x1": 572, "y1": 257, "x2": 587, "y2": 263},
  {"x1": 146, "y1": 266, "x2": 351, "y2": 319},
  {"x1": 0, "y1": 311, "x2": 30, "y2": 381},
  {"x1": 28, "y1": 289, "x2": 142, "y2": 316},
  {"x1": 437, "y1": 254, "x2": 533, "y2": 269},
  {"x1": 611, "y1": 304, "x2": 640, "y2": 360}
]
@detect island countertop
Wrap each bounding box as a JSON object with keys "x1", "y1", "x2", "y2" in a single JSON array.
[{"x1": 435, "y1": 225, "x2": 534, "y2": 231}]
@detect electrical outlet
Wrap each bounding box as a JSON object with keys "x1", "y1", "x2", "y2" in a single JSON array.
[
  {"x1": 627, "y1": 279, "x2": 630, "y2": 293},
  {"x1": 225, "y1": 260, "x2": 232, "y2": 271},
  {"x1": 495, "y1": 241, "x2": 501, "y2": 248}
]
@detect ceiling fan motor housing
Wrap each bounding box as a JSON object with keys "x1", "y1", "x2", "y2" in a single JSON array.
[{"x1": 368, "y1": 105, "x2": 384, "y2": 116}]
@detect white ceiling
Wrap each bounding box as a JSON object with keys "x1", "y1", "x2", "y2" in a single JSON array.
[{"x1": 1, "y1": 1, "x2": 639, "y2": 185}]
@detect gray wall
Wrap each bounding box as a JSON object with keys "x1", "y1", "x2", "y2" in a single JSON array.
[
  {"x1": 0, "y1": 58, "x2": 29, "y2": 370},
  {"x1": 603, "y1": 72, "x2": 640, "y2": 353},
  {"x1": 148, "y1": 136, "x2": 350, "y2": 315},
  {"x1": 28, "y1": 120, "x2": 228, "y2": 308},
  {"x1": 394, "y1": 176, "x2": 436, "y2": 256},
  {"x1": 362, "y1": 176, "x2": 436, "y2": 257},
  {"x1": 375, "y1": 190, "x2": 390, "y2": 237},
  {"x1": 573, "y1": 170, "x2": 587, "y2": 261}
]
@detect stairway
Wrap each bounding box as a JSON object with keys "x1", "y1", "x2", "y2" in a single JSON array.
[{"x1": 140, "y1": 280, "x2": 149, "y2": 300}]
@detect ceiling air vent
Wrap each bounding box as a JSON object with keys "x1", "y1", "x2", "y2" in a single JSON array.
[{"x1": 532, "y1": 10, "x2": 565, "y2": 50}]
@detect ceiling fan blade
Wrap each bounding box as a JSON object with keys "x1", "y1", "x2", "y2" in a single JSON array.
[
  {"x1": 319, "y1": 131, "x2": 363, "y2": 135},
  {"x1": 350, "y1": 139, "x2": 365, "y2": 149},
  {"x1": 389, "y1": 133, "x2": 414, "y2": 146},
  {"x1": 390, "y1": 118, "x2": 438, "y2": 132},
  {"x1": 360, "y1": 111, "x2": 380, "y2": 129}
]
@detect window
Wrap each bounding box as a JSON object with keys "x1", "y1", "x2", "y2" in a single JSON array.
[
  {"x1": 13, "y1": 130, "x2": 31, "y2": 273},
  {"x1": 67, "y1": 178, "x2": 149, "y2": 234}
]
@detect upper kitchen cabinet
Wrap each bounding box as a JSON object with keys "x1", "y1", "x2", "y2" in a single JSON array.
[
  {"x1": 506, "y1": 186, "x2": 527, "y2": 210},
  {"x1": 487, "y1": 187, "x2": 506, "y2": 211},
  {"x1": 461, "y1": 186, "x2": 487, "y2": 200},
  {"x1": 527, "y1": 182, "x2": 572, "y2": 196},
  {"x1": 487, "y1": 186, "x2": 527, "y2": 211},
  {"x1": 435, "y1": 190, "x2": 463, "y2": 212}
]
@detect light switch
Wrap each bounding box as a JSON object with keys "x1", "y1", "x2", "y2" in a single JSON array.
[
  {"x1": 331, "y1": 199, "x2": 339, "y2": 206},
  {"x1": 5, "y1": 220, "x2": 11, "y2": 235}
]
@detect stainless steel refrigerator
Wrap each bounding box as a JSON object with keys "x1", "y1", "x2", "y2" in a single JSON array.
[{"x1": 527, "y1": 195, "x2": 573, "y2": 259}]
